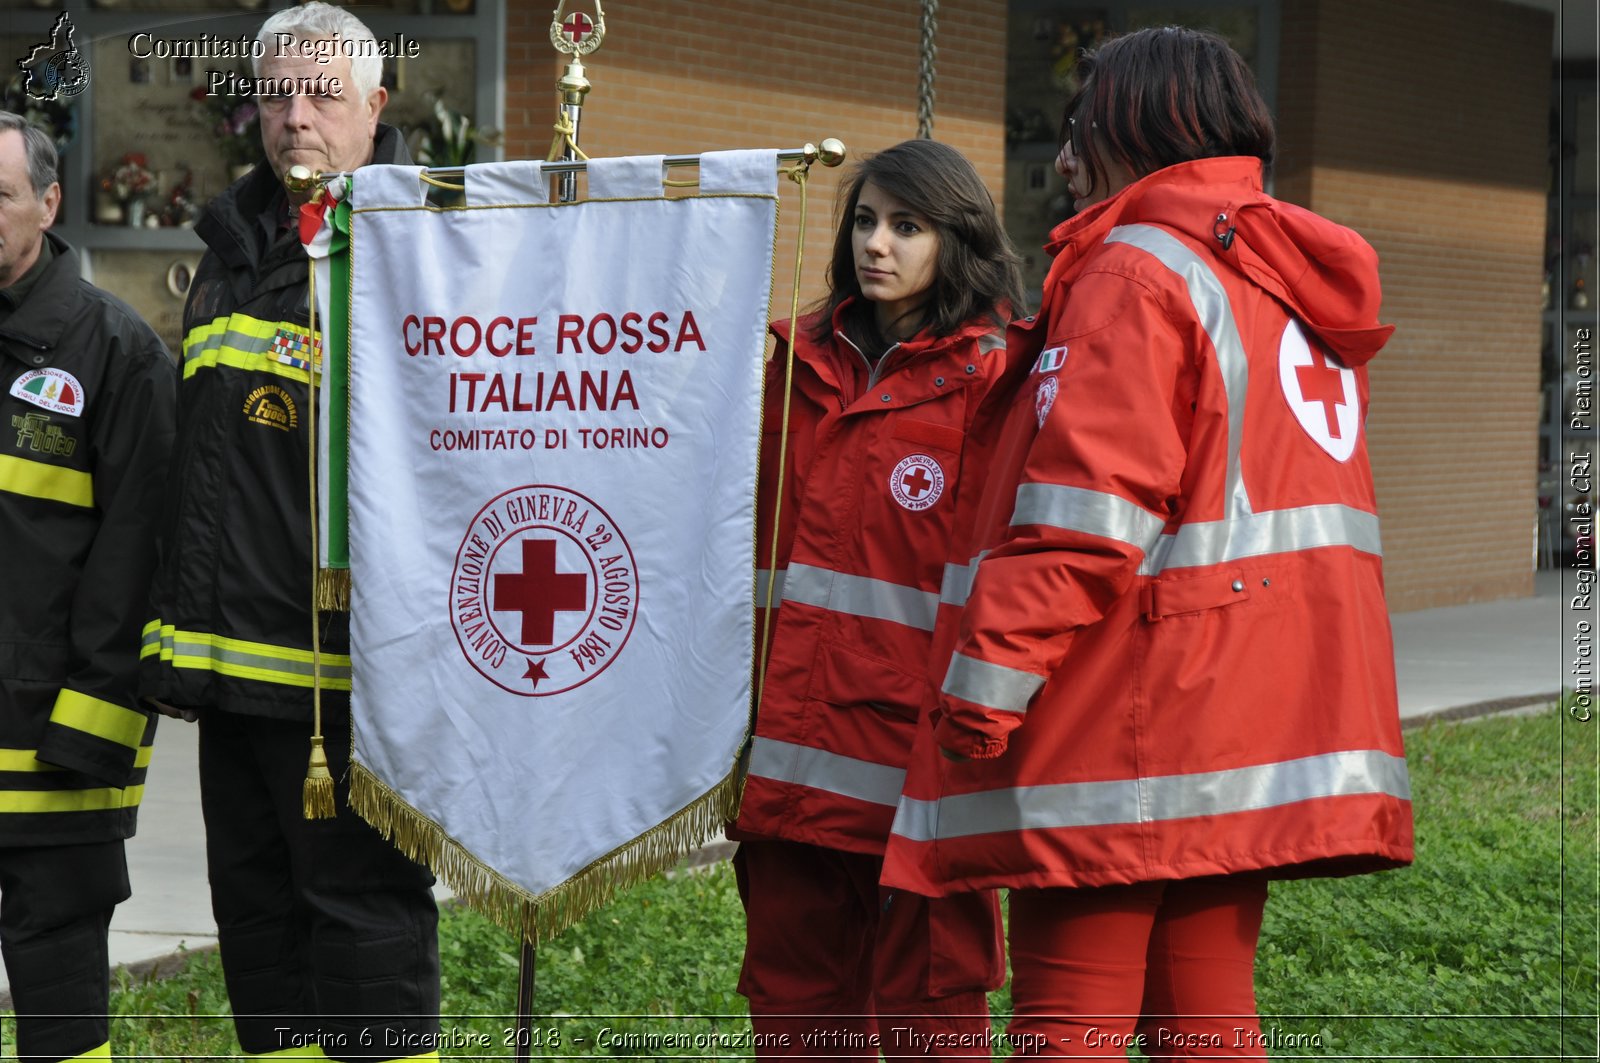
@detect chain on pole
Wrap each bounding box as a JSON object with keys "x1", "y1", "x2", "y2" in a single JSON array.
[{"x1": 917, "y1": 0, "x2": 938, "y2": 139}]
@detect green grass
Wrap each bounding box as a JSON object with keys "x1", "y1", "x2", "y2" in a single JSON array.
[{"x1": 66, "y1": 708, "x2": 1600, "y2": 1058}]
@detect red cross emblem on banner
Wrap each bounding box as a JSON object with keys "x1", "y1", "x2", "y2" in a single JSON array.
[
  {"x1": 494, "y1": 538, "x2": 587, "y2": 646},
  {"x1": 562, "y1": 11, "x2": 594, "y2": 43}
]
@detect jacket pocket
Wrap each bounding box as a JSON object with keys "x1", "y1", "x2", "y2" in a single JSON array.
[
  {"x1": 893, "y1": 417, "x2": 965, "y2": 454},
  {"x1": 807, "y1": 639, "x2": 930, "y2": 720}
]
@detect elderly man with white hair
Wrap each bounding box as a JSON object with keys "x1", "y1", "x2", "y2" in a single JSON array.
[{"x1": 140, "y1": 5, "x2": 441, "y2": 1060}]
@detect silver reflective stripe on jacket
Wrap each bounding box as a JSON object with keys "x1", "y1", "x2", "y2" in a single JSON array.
[
  {"x1": 756, "y1": 568, "x2": 786, "y2": 610},
  {"x1": 781, "y1": 562, "x2": 940, "y2": 632},
  {"x1": 939, "y1": 557, "x2": 981, "y2": 608},
  {"x1": 1107, "y1": 223, "x2": 1253, "y2": 521},
  {"x1": 1142, "y1": 503, "x2": 1383, "y2": 574},
  {"x1": 891, "y1": 748, "x2": 1411, "y2": 842},
  {"x1": 749, "y1": 735, "x2": 906, "y2": 808},
  {"x1": 941, "y1": 652, "x2": 1045, "y2": 714},
  {"x1": 1012, "y1": 482, "x2": 1167, "y2": 557},
  {"x1": 142, "y1": 627, "x2": 353, "y2": 684}
]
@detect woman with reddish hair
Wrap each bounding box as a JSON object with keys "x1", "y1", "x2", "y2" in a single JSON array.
[{"x1": 881, "y1": 27, "x2": 1413, "y2": 1058}]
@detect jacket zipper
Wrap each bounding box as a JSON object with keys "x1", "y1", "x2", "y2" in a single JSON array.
[{"x1": 834, "y1": 331, "x2": 901, "y2": 409}]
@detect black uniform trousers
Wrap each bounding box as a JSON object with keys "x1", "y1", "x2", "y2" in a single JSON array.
[
  {"x1": 198, "y1": 703, "x2": 440, "y2": 1061},
  {"x1": 0, "y1": 840, "x2": 129, "y2": 1062}
]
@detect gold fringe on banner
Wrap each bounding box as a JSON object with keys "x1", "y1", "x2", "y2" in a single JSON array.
[
  {"x1": 315, "y1": 568, "x2": 351, "y2": 612},
  {"x1": 348, "y1": 760, "x2": 742, "y2": 945}
]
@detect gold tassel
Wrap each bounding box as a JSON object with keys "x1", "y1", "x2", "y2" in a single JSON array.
[
  {"x1": 315, "y1": 567, "x2": 351, "y2": 611},
  {"x1": 303, "y1": 735, "x2": 337, "y2": 819}
]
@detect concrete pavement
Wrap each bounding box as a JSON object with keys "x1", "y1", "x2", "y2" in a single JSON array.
[{"x1": 0, "y1": 570, "x2": 1570, "y2": 997}]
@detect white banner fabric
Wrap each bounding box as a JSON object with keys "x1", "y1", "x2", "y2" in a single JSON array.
[{"x1": 343, "y1": 161, "x2": 775, "y2": 928}]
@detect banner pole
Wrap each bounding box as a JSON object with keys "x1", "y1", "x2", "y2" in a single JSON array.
[
  {"x1": 549, "y1": 1, "x2": 605, "y2": 202},
  {"x1": 523, "y1": 8, "x2": 604, "y2": 1051},
  {"x1": 514, "y1": 939, "x2": 537, "y2": 1063}
]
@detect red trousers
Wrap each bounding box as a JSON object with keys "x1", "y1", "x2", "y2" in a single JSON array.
[
  {"x1": 1006, "y1": 876, "x2": 1268, "y2": 1060},
  {"x1": 735, "y1": 839, "x2": 1004, "y2": 1060}
]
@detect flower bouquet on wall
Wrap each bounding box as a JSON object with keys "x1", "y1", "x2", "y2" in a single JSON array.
[
  {"x1": 103, "y1": 152, "x2": 154, "y2": 226},
  {"x1": 191, "y1": 84, "x2": 266, "y2": 178}
]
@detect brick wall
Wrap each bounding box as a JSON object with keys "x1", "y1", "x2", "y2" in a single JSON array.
[
  {"x1": 504, "y1": 0, "x2": 1007, "y2": 311},
  {"x1": 1277, "y1": 0, "x2": 1551, "y2": 610}
]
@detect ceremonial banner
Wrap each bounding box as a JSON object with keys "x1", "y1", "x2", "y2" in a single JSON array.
[{"x1": 340, "y1": 153, "x2": 777, "y2": 940}]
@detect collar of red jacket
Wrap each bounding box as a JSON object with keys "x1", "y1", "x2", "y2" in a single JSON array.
[
  {"x1": 1043, "y1": 156, "x2": 1394, "y2": 368},
  {"x1": 773, "y1": 295, "x2": 1003, "y2": 357}
]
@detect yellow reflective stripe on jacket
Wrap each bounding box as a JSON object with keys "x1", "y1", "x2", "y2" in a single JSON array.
[
  {"x1": 0, "y1": 745, "x2": 152, "y2": 773},
  {"x1": 0, "y1": 749, "x2": 62, "y2": 772},
  {"x1": 49, "y1": 689, "x2": 148, "y2": 750},
  {"x1": 0, "y1": 452, "x2": 94, "y2": 508},
  {"x1": 141, "y1": 620, "x2": 353, "y2": 690},
  {"x1": 64, "y1": 1043, "x2": 111, "y2": 1061},
  {"x1": 0, "y1": 784, "x2": 144, "y2": 813},
  {"x1": 182, "y1": 314, "x2": 321, "y2": 385}
]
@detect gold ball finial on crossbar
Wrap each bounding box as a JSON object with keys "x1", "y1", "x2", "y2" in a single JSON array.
[{"x1": 285, "y1": 165, "x2": 318, "y2": 195}]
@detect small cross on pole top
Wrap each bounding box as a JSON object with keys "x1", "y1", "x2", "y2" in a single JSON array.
[
  {"x1": 562, "y1": 11, "x2": 593, "y2": 44},
  {"x1": 549, "y1": 1, "x2": 606, "y2": 57}
]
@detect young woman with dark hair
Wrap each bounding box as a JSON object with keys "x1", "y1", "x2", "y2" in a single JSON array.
[
  {"x1": 882, "y1": 28, "x2": 1413, "y2": 1058},
  {"x1": 732, "y1": 138, "x2": 1025, "y2": 1058}
]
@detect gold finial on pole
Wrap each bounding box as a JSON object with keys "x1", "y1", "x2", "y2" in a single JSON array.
[
  {"x1": 285, "y1": 164, "x2": 319, "y2": 196},
  {"x1": 549, "y1": 1, "x2": 606, "y2": 202}
]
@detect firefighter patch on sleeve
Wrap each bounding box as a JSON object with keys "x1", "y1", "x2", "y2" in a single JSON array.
[
  {"x1": 1278, "y1": 319, "x2": 1358, "y2": 462},
  {"x1": 889, "y1": 454, "x2": 945, "y2": 511},
  {"x1": 10, "y1": 368, "x2": 85, "y2": 417}
]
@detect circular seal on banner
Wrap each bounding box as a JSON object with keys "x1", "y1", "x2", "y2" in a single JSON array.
[
  {"x1": 889, "y1": 454, "x2": 945, "y2": 512},
  {"x1": 450, "y1": 485, "x2": 638, "y2": 697}
]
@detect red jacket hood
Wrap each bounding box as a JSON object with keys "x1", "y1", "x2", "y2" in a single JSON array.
[{"x1": 1044, "y1": 157, "x2": 1394, "y2": 367}]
